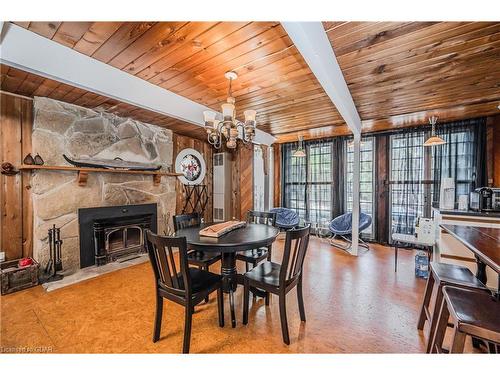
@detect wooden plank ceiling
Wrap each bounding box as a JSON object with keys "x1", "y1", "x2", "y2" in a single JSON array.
[
  {"x1": 0, "y1": 64, "x2": 208, "y2": 140},
  {"x1": 2, "y1": 21, "x2": 500, "y2": 142}
]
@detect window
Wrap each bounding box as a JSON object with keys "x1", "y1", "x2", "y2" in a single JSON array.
[
  {"x1": 307, "y1": 143, "x2": 333, "y2": 224},
  {"x1": 431, "y1": 129, "x2": 477, "y2": 202},
  {"x1": 389, "y1": 122, "x2": 482, "y2": 237},
  {"x1": 282, "y1": 140, "x2": 335, "y2": 226},
  {"x1": 345, "y1": 137, "x2": 375, "y2": 237},
  {"x1": 389, "y1": 132, "x2": 426, "y2": 235}
]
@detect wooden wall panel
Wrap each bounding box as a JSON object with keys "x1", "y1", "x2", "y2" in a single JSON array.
[
  {"x1": 238, "y1": 146, "x2": 254, "y2": 220},
  {"x1": 21, "y1": 99, "x2": 33, "y2": 257},
  {"x1": 375, "y1": 135, "x2": 390, "y2": 244},
  {"x1": 491, "y1": 115, "x2": 500, "y2": 186},
  {"x1": 0, "y1": 94, "x2": 33, "y2": 260},
  {"x1": 172, "y1": 133, "x2": 214, "y2": 223},
  {"x1": 273, "y1": 144, "x2": 281, "y2": 207},
  {"x1": 227, "y1": 145, "x2": 254, "y2": 220}
]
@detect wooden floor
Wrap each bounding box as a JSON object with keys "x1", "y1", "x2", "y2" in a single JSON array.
[{"x1": 0, "y1": 237, "x2": 476, "y2": 353}]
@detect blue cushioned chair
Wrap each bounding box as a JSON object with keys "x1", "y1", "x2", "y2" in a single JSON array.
[
  {"x1": 329, "y1": 212, "x2": 372, "y2": 251},
  {"x1": 269, "y1": 207, "x2": 300, "y2": 230}
]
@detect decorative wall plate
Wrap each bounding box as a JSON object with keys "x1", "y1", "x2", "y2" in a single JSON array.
[{"x1": 175, "y1": 148, "x2": 206, "y2": 185}]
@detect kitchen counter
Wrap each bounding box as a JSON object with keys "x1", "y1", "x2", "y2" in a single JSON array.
[{"x1": 434, "y1": 208, "x2": 500, "y2": 218}]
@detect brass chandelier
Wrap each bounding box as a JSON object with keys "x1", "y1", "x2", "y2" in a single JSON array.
[{"x1": 203, "y1": 71, "x2": 257, "y2": 149}]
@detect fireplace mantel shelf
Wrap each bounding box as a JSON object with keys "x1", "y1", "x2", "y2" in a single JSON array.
[{"x1": 19, "y1": 165, "x2": 181, "y2": 186}]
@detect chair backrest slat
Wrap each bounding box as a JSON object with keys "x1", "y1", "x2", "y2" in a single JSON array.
[
  {"x1": 247, "y1": 210, "x2": 276, "y2": 226},
  {"x1": 173, "y1": 213, "x2": 201, "y2": 231},
  {"x1": 145, "y1": 230, "x2": 191, "y2": 296},
  {"x1": 280, "y1": 225, "x2": 310, "y2": 285}
]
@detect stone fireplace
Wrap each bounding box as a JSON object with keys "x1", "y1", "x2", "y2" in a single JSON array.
[
  {"x1": 78, "y1": 203, "x2": 157, "y2": 268},
  {"x1": 31, "y1": 97, "x2": 176, "y2": 273}
]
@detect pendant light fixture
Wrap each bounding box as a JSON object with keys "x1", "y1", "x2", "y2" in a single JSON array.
[
  {"x1": 203, "y1": 71, "x2": 257, "y2": 149},
  {"x1": 292, "y1": 136, "x2": 306, "y2": 157},
  {"x1": 423, "y1": 116, "x2": 445, "y2": 147}
]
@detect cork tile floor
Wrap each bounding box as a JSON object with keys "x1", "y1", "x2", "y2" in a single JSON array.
[{"x1": 1, "y1": 237, "x2": 474, "y2": 354}]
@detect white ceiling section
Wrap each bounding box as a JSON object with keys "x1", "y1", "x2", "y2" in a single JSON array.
[
  {"x1": 0, "y1": 22, "x2": 276, "y2": 146},
  {"x1": 281, "y1": 22, "x2": 362, "y2": 136}
]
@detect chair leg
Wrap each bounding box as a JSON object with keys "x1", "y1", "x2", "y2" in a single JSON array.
[
  {"x1": 267, "y1": 247, "x2": 272, "y2": 261},
  {"x1": 217, "y1": 286, "x2": 224, "y2": 328},
  {"x1": 449, "y1": 327, "x2": 466, "y2": 353},
  {"x1": 394, "y1": 245, "x2": 398, "y2": 272},
  {"x1": 426, "y1": 283, "x2": 444, "y2": 353},
  {"x1": 153, "y1": 292, "x2": 163, "y2": 342},
  {"x1": 429, "y1": 298, "x2": 450, "y2": 353},
  {"x1": 204, "y1": 265, "x2": 209, "y2": 303},
  {"x1": 265, "y1": 292, "x2": 270, "y2": 306},
  {"x1": 245, "y1": 262, "x2": 249, "y2": 272},
  {"x1": 417, "y1": 271, "x2": 435, "y2": 330},
  {"x1": 183, "y1": 303, "x2": 193, "y2": 354},
  {"x1": 297, "y1": 276, "x2": 306, "y2": 322},
  {"x1": 279, "y1": 292, "x2": 290, "y2": 345},
  {"x1": 243, "y1": 278, "x2": 250, "y2": 325}
]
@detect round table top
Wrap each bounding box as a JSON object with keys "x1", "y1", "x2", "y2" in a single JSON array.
[{"x1": 175, "y1": 223, "x2": 280, "y2": 253}]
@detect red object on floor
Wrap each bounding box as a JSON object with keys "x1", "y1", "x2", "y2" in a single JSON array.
[{"x1": 18, "y1": 258, "x2": 33, "y2": 267}]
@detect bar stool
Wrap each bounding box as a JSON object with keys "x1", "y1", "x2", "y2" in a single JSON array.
[
  {"x1": 430, "y1": 286, "x2": 500, "y2": 353},
  {"x1": 417, "y1": 262, "x2": 489, "y2": 353}
]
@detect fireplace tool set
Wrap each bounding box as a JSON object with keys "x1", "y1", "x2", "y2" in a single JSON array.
[{"x1": 42, "y1": 224, "x2": 64, "y2": 282}]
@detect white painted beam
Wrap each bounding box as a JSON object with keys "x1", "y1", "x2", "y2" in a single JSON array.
[
  {"x1": 281, "y1": 22, "x2": 361, "y2": 135},
  {"x1": 350, "y1": 134, "x2": 361, "y2": 256},
  {"x1": 283, "y1": 22, "x2": 363, "y2": 255},
  {"x1": 0, "y1": 22, "x2": 275, "y2": 146}
]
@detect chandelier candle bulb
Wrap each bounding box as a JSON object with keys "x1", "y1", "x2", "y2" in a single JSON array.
[
  {"x1": 222, "y1": 103, "x2": 235, "y2": 119},
  {"x1": 203, "y1": 110, "x2": 216, "y2": 123},
  {"x1": 244, "y1": 109, "x2": 257, "y2": 122}
]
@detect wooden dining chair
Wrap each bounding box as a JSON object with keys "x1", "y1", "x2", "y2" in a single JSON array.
[
  {"x1": 242, "y1": 224, "x2": 311, "y2": 345},
  {"x1": 173, "y1": 213, "x2": 221, "y2": 302},
  {"x1": 236, "y1": 210, "x2": 277, "y2": 271},
  {"x1": 145, "y1": 230, "x2": 224, "y2": 353}
]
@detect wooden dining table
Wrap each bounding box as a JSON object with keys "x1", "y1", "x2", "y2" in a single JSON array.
[
  {"x1": 440, "y1": 224, "x2": 500, "y2": 292},
  {"x1": 175, "y1": 222, "x2": 280, "y2": 328}
]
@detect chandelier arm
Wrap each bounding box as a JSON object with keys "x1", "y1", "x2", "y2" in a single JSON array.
[{"x1": 207, "y1": 131, "x2": 216, "y2": 146}]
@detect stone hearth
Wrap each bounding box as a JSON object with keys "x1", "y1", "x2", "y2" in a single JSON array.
[{"x1": 31, "y1": 97, "x2": 176, "y2": 273}]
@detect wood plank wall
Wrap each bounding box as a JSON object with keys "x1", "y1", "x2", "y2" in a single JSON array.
[
  {"x1": 491, "y1": 115, "x2": 500, "y2": 186},
  {"x1": 172, "y1": 133, "x2": 214, "y2": 223},
  {"x1": 273, "y1": 144, "x2": 281, "y2": 208},
  {"x1": 0, "y1": 94, "x2": 33, "y2": 260},
  {"x1": 375, "y1": 135, "x2": 390, "y2": 244},
  {"x1": 234, "y1": 145, "x2": 254, "y2": 220}
]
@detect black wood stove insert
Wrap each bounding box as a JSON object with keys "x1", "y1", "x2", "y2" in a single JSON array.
[{"x1": 78, "y1": 204, "x2": 157, "y2": 268}]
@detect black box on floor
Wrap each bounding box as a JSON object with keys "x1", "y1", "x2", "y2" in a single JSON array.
[{"x1": 0, "y1": 258, "x2": 39, "y2": 295}]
